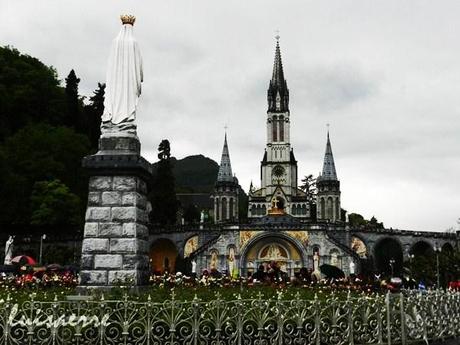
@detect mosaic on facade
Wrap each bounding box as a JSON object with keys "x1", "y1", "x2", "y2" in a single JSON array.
[
  {"x1": 239, "y1": 230, "x2": 260, "y2": 249},
  {"x1": 183, "y1": 235, "x2": 198, "y2": 258},
  {"x1": 284, "y1": 230, "x2": 309, "y2": 245},
  {"x1": 351, "y1": 236, "x2": 368, "y2": 258}
]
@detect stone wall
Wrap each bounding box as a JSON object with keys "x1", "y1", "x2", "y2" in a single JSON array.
[{"x1": 80, "y1": 175, "x2": 150, "y2": 286}]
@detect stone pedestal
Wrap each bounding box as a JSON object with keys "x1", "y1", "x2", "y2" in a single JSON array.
[{"x1": 79, "y1": 136, "x2": 152, "y2": 288}]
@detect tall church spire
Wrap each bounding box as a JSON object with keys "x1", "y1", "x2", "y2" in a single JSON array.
[
  {"x1": 267, "y1": 36, "x2": 289, "y2": 113},
  {"x1": 217, "y1": 133, "x2": 234, "y2": 182},
  {"x1": 321, "y1": 129, "x2": 338, "y2": 180}
]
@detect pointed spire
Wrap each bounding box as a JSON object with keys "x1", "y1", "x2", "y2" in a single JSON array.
[
  {"x1": 321, "y1": 128, "x2": 338, "y2": 180},
  {"x1": 271, "y1": 37, "x2": 285, "y2": 87},
  {"x1": 217, "y1": 132, "x2": 234, "y2": 182},
  {"x1": 268, "y1": 35, "x2": 289, "y2": 112}
]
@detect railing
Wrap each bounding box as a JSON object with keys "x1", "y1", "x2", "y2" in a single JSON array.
[{"x1": 0, "y1": 290, "x2": 459, "y2": 344}]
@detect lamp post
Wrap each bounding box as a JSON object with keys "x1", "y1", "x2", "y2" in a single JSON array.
[
  {"x1": 434, "y1": 243, "x2": 440, "y2": 289},
  {"x1": 389, "y1": 258, "x2": 395, "y2": 277},
  {"x1": 408, "y1": 254, "x2": 414, "y2": 278},
  {"x1": 39, "y1": 234, "x2": 46, "y2": 265}
]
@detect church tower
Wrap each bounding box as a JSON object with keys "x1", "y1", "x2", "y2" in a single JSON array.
[
  {"x1": 212, "y1": 133, "x2": 239, "y2": 223},
  {"x1": 317, "y1": 130, "x2": 341, "y2": 222},
  {"x1": 248, "y1": 37, "x2": 309, "y2": 219}
]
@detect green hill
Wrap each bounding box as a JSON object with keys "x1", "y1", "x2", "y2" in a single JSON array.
[{"x1": 172, "y1": 155, "x2": 219, "y2": 193}]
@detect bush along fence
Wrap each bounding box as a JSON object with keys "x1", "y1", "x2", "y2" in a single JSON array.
[{"x1": 0, "y1": 290, "x2": 459, "y2": 345}]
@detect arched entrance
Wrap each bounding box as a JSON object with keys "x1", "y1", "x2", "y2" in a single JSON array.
[
  {"x1": 239, "y1": 233, "x2": 307, "y2": 278},
  {"x1": 410, "y1": 241, "x2": 433, "y2": 257},
  {"x1": 374, "y1": 237, "x2": 403, "y2": 276},
  {"x1": 150, "y1": 239, "x2": 178, "y2": 275},
  {"x1": 442, "y1": 243, "x2": 454, "y2": 253}
]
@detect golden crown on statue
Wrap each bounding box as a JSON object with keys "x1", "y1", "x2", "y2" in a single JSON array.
[{"x1": 120, "y1": 15, "x2": 136, "y2": 25}]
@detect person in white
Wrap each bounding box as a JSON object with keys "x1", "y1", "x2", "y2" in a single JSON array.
[
  {"x1": 313, "y1": 251, "x2": 320, "y2": 273},
  {"x1": 349, "y1": 261, "x2": 356, "y2": 276},
  {"x1": 191, "y1": 260, "x2": 197, "y2": 275},
  {"x1": 4, "y1": 235, "x2": 14, "y2": 265},
  {"x1": 101, "y1": 15, "x2": 143, "y2": 136}
]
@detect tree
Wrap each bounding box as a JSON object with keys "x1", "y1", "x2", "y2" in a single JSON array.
[
  {"x1": 30, "y1": 179, "x2": 82, "y2": 226},
  {"x1": 348, "y1": 213, "x2": 384, "y2": 229},
  {"x1": 369, "y1": 216, "x2": 384, "y2": 229},
  {"x1": 84, "y1": 83, "x2": 105, "y2": 150},
  {"x1": 406, "y1": 250, "x2": 460, "y2": 288},
  {"x1": 0, "y1": 124, "x2": 90, "y2": 224},
  {"x1": 149, "y1": 140, "x2": 178, "y2": 226},
  {"x1": 348, "y1": 213, "x2": 366, "y2": 227},
  {"x1": 158, "y1": 139, "x2": 171, "y2": 160},
  {"x1": 183, "y1": 204, "x2": 200, "y2": 224},
  {"x1": 300, "y1": 174, "x2": 317, "y2": 204},
  {"x1": 64, "y1": 69, "x2": 82, "y2": 128},
  {"x1": 0, "y1": 46, "x2": 68, "y2": 140}
]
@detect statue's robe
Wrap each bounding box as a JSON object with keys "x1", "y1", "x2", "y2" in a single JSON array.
[{"x1": 102, "y1": 24, "x2": 143, "y2": 126}]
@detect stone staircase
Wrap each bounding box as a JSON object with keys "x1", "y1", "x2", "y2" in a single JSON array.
[
  {"x1": 189, "y1": 232, "x2": 221, "y2": 259},
  {"x1": 325, "y1": 230, "x2": 361, "y2": 261}
]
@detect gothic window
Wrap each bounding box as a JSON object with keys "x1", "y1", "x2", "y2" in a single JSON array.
[
  {"x1": 292, "y1": 204, "x2": 297, "y2": 215},
  {"x1": 302, "y1": 204, "x2": 307, "y2": 215},
  {"x1": 216, "y1": 198, "x2": 220, "y2": 221},
  {"x1": 229, "y1": 198, "x2": 234, "y2": 219},
  {"x1": 335, "y1": 197, "x2": 340, "y2": 220},
  {"x1": 327, "y1": 197, "x2": 333, "y2": 220},
  {"x1": 262, "y1": 205, "x2": 266, "y2": 215},
  {"x1": 222, "y1": 198, "x2": 227, "y2": 221},
  {"x1": 251, "y1": 204, "x2": 256, "y2": 216},
  {"x1": 272, "y1": 116, "x2": 278, "y2": 142},
  {"x1": 320, "y1": 198, "x2": 325, "y2": 219},
  {"x1": 279, "y1": 116, "x2": 284, "y2": 142}
]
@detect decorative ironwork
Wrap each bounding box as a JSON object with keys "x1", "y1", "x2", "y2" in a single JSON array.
[{"x1": 0, "y1": 290, "x2": 458, "y2": 344}]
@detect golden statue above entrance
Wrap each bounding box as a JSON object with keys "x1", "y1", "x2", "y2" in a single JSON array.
[{"x1": 268, "y1": 196, "x2": 285, "y2": 216}]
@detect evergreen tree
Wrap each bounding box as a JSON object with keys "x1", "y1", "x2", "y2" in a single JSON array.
[
  {"x1": 65, "y1": 69, "x2": 83, "y2": 129},
  {"x1": 300, "y1": 174, "x2": 317, "y2": 204},
  {"x1": 149, "y1": 140, "x2": 178, "y2": 226},
  {"x1": 84, "y1": 83, "x2": 105, "y2": 150}
]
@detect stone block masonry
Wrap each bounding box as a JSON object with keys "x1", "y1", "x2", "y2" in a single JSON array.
[
  {"x1": 79, "y1": 136, "x2": 153, "y2": 289},
  {"x1": 80, "y1": 174, "x2": 150, "y2": 286}
]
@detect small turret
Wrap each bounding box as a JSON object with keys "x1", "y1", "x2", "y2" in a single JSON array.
[
  {"x1": 317, "y1": 128, "x2": 341, "y2": 223},
  {"x1": 212, "y1": 133, "x2": 239, "y2": 224}
]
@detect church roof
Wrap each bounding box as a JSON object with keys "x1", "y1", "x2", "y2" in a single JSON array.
[
  {"x1": 267, "y1": 37, "x2": 289, "y2": 113},
  {"x1": 319, "y1": 131, "x2": 338, "y2": 181},
  {"x1": 217, "y1": 133, "x2": 234, "y2": 182}
]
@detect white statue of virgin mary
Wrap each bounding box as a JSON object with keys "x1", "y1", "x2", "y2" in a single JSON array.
[
  {"x1": 4, "y1": 235, "x2": 14, "y2": 265},
  {"x1": 101, "y1": 15, "x2": 143, "y2": 136}
]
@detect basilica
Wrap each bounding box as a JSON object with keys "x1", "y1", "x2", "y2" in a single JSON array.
[
  {"x1": 150, "y1": 38, "x2": 356, "y2": 278},
  {"x1": 212, "y1": 38, "x2": 341, "y2": 224}
]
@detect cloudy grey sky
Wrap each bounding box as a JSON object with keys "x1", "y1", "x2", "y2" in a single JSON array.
[{"x1": 2, "y1": 0, "x2": 459, "y2": 231}]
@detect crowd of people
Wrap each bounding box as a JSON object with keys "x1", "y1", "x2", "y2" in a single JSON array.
[{"x1": 0, "y1": 266, "x2": 78, "y2": 289}]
